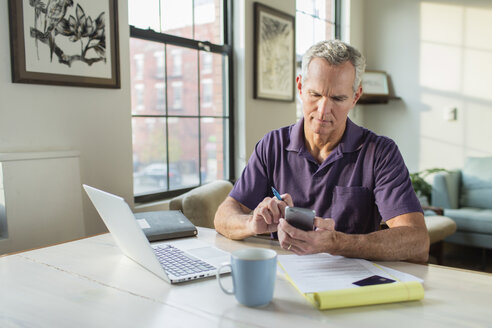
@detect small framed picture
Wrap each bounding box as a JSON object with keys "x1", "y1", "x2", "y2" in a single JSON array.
[
  {"x1": 361, "y1": 70, "x2": 389, "y2": 96},
  {"x1": 359, "y1": 70, "x2": 390, "y2": 104}
]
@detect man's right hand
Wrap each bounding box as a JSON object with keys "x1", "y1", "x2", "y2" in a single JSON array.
[{"x1": 248, "y1": 193, "x2": 293, "y2": 235}]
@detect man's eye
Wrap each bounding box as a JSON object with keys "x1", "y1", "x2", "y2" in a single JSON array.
[
  {"x1": 310, "y1": 93, "x2": 321, "y2": 98},
  {"x1": 332, "y1": 97, "x2": 344, "y2": 102}
]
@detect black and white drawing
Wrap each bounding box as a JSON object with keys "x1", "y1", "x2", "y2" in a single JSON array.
[
  {"x1": 254, "y1": 3, "x2": 295, "y2": 101},
  {"x1": 8, "y1": 0, "x2": 120, "y2": 88},
  {"x1": 29, "y1": 0, "x2": 106, "y2": 67}
]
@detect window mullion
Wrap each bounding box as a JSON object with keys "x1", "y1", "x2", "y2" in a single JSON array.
[
  {"x1": 165, "y1": 43, "x2": 170, "y2": 191},
  {"x1": 197, "y1": 48, "x2": 203, "y2": 185},
  {"x1": 192, "y1": 0, "x2": 195, "y2": 40},
  {"x1": 158, "y1": 0, "x2": 162, "y2": 32},
  {"x1": 225, "y1": 0, "x2": 235, "y2": 181},
  {"x1": 335, "y1": 0, "x2": 341, "y2": 39}
]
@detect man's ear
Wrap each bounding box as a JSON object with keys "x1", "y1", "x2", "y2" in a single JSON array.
[
  {"x1": 353, "y1": 84, "x2": 363, "y2": 105},
  {"x1": 296, "y1": 75, "x2": 303, "y2": 95}
]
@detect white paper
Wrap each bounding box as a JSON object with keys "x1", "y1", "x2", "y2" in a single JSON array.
[
  {"x1": 278, "y1": 253, "x2": 422, "y2": 294},
  {"x1": 136, "y1": 219, "x2": 150, "y2": 229},
  {"x1": 375, "y1": 265, "x2": 424, "y2": 283}
]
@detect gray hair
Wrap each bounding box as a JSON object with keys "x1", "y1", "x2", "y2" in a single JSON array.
[{"x1": 301, "y1": 40, "x2": 366, "y2": 95}]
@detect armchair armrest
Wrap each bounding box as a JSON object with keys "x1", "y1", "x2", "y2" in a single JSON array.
[
  {"x1": 169, "y1": 180, "x2": 233, "y2": 228},
  {"x1": 422, "y1": 206, "x2": 444, "y2": 216},
  {"x1": 431, "y1": 170, "x2": 461, "y2": 209}
]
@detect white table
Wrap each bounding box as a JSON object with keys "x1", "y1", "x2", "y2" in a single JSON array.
[{"x1": 1, "y1": 227, "x2": 491, "y2": 327}]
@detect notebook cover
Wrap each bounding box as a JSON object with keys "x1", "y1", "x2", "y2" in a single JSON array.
[{"x1": 134, "y1": 210, "x2": 198, "y2": 242}]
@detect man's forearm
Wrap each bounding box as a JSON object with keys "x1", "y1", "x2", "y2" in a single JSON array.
[
  {"x1": 331, "y1": 226, "x2": 430, "y2": 263},
  {"x1": 215, "y1": 212, "x2": 255, "y2": 240},
  {"x1": 214, "y1": 198, "x2": 255, "y2": 240}
]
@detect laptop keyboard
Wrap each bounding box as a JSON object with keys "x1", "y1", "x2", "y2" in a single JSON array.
[{"x1": 153, "y1": 245, "x2": 216, "y2": 277}]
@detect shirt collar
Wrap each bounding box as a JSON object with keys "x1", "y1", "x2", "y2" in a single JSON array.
[
  {"x1": 339, "y1": 118, "x2": 365, "y2": 153},
  {"x1": 286, "y1": 118, "x2": 305, "y2": 152},
  {"x1": 286, "y1": 117, "x2": 364, "y2": 154}
]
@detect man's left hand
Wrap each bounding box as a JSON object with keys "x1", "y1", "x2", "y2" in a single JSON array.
[{"x1": 278, "y1": 217, "x2": 337, "y2": 255}]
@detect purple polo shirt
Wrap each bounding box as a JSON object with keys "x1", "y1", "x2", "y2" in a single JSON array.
[{"x1": 229, "y1": 118, "x2": 422, "y2": 234}]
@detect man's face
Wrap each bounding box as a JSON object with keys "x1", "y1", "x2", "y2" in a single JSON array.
[{"x1": 297, "y1": 58, "x2": 362, "y2": 140}]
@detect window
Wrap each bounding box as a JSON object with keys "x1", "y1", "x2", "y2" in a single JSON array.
[
  {"x1": 134, "y1": 84, "x2": 144, "y2": 111},
  {"x1": 155, "y1": 83, "x2": 165, "y2": 111},
  {"x1": 201, "y1": 52, "x2": 213, "y2": 74},
  {"x1": 296, "y1": 0, "x2": 340, "y2": 118},
  {"x1": 154, "y1": 51, "x2": 165, "y2": 79},
  {"x1": 134, "y1": 54, "x2": 144, "y2": 80},
  {"x1": 201, "y1": 79, "x2": 213, "y2": 108},
  {"x1": 171, "y1": 81, "x2": 183, "y2": 110},
  {"x1": 171, "y1": 49, "x2": 182, "y2": 77},
  {"x1": 129, "y1": 0, "x2": 233, "y2": 202}
]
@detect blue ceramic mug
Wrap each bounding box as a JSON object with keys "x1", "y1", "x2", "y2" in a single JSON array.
[{"x1": 216, "y1": 248, "x2": 277, "y2": 307}]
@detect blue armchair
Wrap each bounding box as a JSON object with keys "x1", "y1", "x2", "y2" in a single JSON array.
[{"x1": 431, "y1": 157, "x2": 492, "y2": 250}]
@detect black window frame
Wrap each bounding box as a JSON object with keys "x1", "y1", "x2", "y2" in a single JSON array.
[
  {"x1": 130, "y1": 0, "x2": 234, "y2": 203},
  {"x1": 335, "y1": 0, "x2": 341, "y2": 39}
]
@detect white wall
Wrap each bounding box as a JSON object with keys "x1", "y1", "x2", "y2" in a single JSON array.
[
  {"x1": 0, "y1": 151, "x2": 85, "y2": 253},
  {"x1": 0, "y1": 1, "x2": 133, "y2": 243},
  {"x1": 345, "y1": 0, "x2": 365, "y2": 126},
  {"x1": 360, "y1": 0, "x2": 492, "y2": 172},
  {"x1": 233, "y1": 0, "x2": 297, "y2": 175}
]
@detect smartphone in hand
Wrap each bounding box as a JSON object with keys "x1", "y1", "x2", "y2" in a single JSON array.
[{"x1": 284, "y1": 206, "x2": 315, "y2": 231}]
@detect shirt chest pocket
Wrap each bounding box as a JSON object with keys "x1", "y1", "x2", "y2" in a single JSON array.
[{"x1": 331, "y1": 186, "x2": 375, "y2": 234}]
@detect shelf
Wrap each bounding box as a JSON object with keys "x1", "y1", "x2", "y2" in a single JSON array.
[{"x1": 358, "y1": 96, "x2": 401, "y2": 105}]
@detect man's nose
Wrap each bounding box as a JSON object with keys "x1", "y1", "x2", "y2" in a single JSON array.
[{"x1": 317, "y1": 97, "x2": 331, "y2": 119}]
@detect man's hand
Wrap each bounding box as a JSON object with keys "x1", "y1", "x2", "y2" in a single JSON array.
[
  {"x1": 249, "y1": 194, "x2": 294, "y2": 235},
  {"x1": 278, "y1": 217, "x2": 336, "y2": 255},
  {"x1": 278, "y1": 212, "x2": 429, "y2": 262},
  {"x1": 214, "y1": 194, "x2": 295, "y2": 240}
]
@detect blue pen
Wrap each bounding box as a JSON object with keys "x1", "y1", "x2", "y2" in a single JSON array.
[{"x1": 271, "y1": 186, "x2": 282, "y2": 201}]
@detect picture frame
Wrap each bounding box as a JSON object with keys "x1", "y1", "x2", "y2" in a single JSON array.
[
  {"x1": 8, "y1": 0, "x2": 120, "y2": 88},
  {"x1": 254, "y1": 2, "x2": 295, "y2": 102},
  {"x1": 358, "y1": 70, "x2": 390, "y2": 104}
]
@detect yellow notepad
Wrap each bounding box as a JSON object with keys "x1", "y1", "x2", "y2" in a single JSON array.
[{"x1": 278, "y1": 254, "x2": 424, "y2": 310}]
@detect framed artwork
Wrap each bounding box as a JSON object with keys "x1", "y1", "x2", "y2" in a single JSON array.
[
  {"x1": 254, "y1": 2, "x2": 295, "y2": 101},
  {"x1": 361, "y1": 71, "x2": 389, "y2": 96},
  {"x1": 8, "y1": 0, "x2": 120, "y2": 88},
  {"x1": 359, "y1": 70, "x2": 390, "y2": 104}
]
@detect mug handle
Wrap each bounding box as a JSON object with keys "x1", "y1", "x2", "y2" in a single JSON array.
[{"x1": 216, "y1": 263, "x2": 234, "y2": 295}]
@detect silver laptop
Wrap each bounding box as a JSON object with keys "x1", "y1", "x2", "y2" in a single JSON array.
[{"x1": 83, "y1": 184, "x2": 230, "y2": 283}]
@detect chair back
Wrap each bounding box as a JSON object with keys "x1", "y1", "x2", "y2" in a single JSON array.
[{"x1": 169, "y1": 180, "x2": 233, "y2": 228}]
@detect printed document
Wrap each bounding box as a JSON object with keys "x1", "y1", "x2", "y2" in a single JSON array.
[{"x1": 278, "y1": 253, "x2": 422, "y2": 294}]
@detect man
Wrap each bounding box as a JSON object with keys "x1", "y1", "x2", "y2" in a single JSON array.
[{"x1": 214, "y1": 40, "x2": 429, "y2": 263}]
